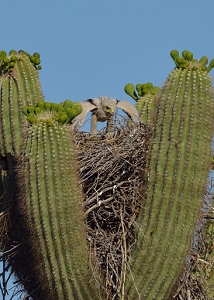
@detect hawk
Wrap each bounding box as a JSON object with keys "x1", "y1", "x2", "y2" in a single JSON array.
[{"x1": 71, "y1": 96, "x2": 140, "y2": 135}]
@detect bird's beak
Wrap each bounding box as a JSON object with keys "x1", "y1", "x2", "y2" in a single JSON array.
[{"x1": 110, "y1": 109, "x2": 114, "y2": 113}]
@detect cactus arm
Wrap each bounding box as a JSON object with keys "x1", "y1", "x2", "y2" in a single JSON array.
[
  {"x1": 0, "y1": 51, "x2": 45, "y2": 254},
  {"x1": 16, "y1": 121, "x2": 104, "y2": 300},
  {"x1": 0, "y1": 51, "x2": 44, "y2": 156},
  {"x1": 124, "y1": 52, "x2": 214, "y2": 299},
  {"x1": 126, "y1": 82, "x2": 160, "y2": 126},
  {"x1": 17, "y1": 55, "x2": 43, "y2": 103}
]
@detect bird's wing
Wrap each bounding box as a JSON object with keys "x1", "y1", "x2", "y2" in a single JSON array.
[
  {"x1": 116, "y1": 100, "x2": 141, "y2": 123},
  {"x1": 91, "y1": 97, "x2": 102, "y2": 107},
  {"x1": 70, "y1": 100, "x2": 97, "y2": 129}
]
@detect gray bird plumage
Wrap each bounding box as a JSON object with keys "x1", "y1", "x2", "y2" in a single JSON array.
[{"x1": 71, "y1": 96, "x2": 140, "y2": 135}]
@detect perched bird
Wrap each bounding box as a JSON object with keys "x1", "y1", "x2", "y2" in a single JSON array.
[{"x1": 71, "y1": 96, "x2": 141, "y2": 135}]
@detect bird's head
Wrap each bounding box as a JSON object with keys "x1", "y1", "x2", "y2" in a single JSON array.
[{"x1": 100, "y1": 97, "x2": 117, "y2": 114}]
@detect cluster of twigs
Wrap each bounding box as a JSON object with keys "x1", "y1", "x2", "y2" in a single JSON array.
[
  {"x1": 173, "y1": 245, "x2": 208, "y2": 300},
  {"x1": 0, "y1": 189, "x2": 31, "y2": 300},
  {"x1": 0, "y1": 252, "x2": 30, "y2": 300},
  {"x1": 74, "y1": 116, "x2": 150, "y2": 299}
]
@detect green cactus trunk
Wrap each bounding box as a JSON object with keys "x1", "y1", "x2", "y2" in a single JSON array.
[
  {"x1": 124, "y1": 59, "x2": 214, "y2": 299},
  {"x1": 0, "y1": 51, "x2": 44, "y2": 252},
  {"x1": 15, "y1": 121, "x2": 104, "y2": 300}
]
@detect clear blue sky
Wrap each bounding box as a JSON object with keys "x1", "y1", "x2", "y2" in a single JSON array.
[{"x1": 1, "y1": 0, "x2": 214, "y2": 298}]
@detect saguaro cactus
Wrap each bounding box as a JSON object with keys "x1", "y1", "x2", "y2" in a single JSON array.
[
  {"x1": 1, "y1": 48, "x2": 214, "y2": 300},
  {"x1": 14, "y1": 105, "x2": 103, "y2": 300},
  {"x1": 0, "y1": 50, "x2": 44, "y2": 252},
  {"x1": 124, "y1": 50, "x2": 214, "y2": 299}
]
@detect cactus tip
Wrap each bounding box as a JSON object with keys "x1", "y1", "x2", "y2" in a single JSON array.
[{"x1": 23, "y1": 99, "x2": 82, "y2": 125}]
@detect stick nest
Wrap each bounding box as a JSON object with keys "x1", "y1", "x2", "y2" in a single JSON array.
[{"x1": 73, "y1": 118, "x2": 150, "y2": 299}]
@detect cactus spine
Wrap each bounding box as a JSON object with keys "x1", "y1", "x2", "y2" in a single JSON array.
[
  {"x1": 15, "y1": 120, "x2": 103, "y2": 300},
  {"x1": 124, "y1": 50, "x2": 214, "y2": 299}
]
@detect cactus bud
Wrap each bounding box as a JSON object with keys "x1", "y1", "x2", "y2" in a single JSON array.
[
  {"x1": 58, "y1": 112, "x2": 69, "y2": 124},
  {"x1": 72, "y1": 102, "x2": 82, "y2": 115},
  {"x1": 182, "y1": 50, "x2": 189, "y2": 59},
  {"x1": 37, "y1": 99, "x2": 45, "y2": 108},
  {"x1": 44, "y1": 102, "x2": 52, "y2": 110},
  {"x1": 207, "y1": 59, "x2": 214, "y2": 73},
  {"x1": 170, "y1": 50, "x2": 179, "y2": 60},
  {"x1": 124, "y1": 83, "x2": 139, "y2": 101},
  {"x1": 0, "y1": 51, "x2": 7, "y2": 59},
  {"x1": 33, "y1": 52, "x2": 40, "y2": 58},
  {"x1": 64, "y1": 99, "x2": 73, "y2": 108},
  {"x1": 199, "y1": 56, "x2": 208, "y2": 66},
  {"x1": 9, "y1": 50, "x2": 17, "y2": 55},
  {"x1": 27, "y1": 112, "x2": 37, "y2": 124},
  {"x1": 3, "y1": 57, "x2": 9, "y2": 64},
  {"x1": 10, "y1": 55, "x2": 17, "y2": 62}
]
